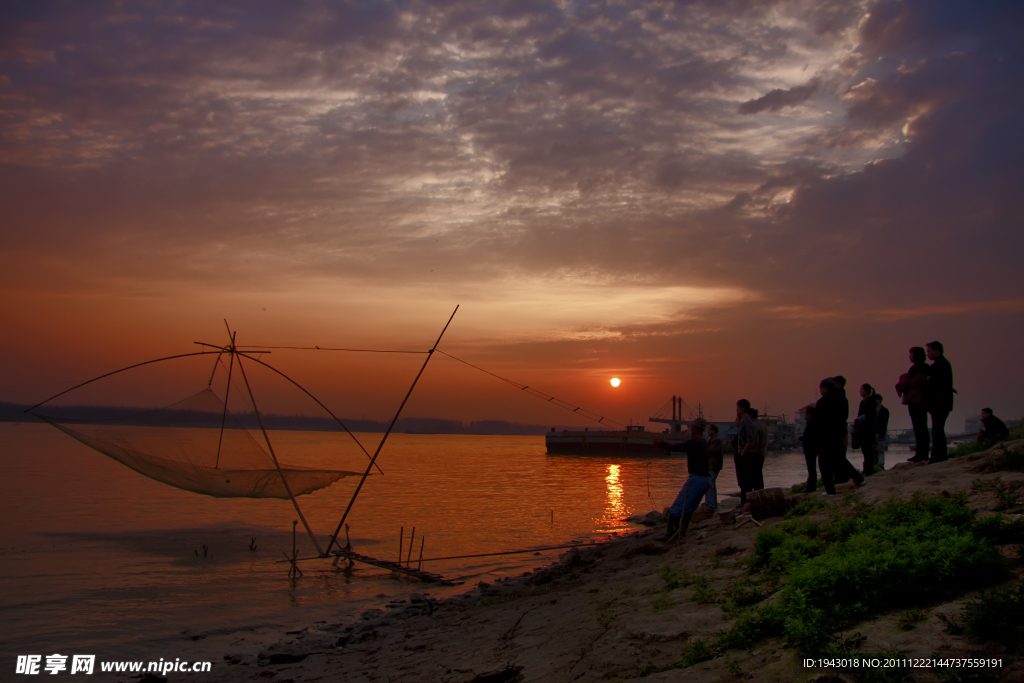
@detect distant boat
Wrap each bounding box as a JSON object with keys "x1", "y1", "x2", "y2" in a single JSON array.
[{"x1": 545, "y1": 425, "x2": 663, "y2": 456}]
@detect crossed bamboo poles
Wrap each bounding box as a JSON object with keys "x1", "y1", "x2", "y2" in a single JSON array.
[{"x1": 26, "y1": 306, "x2": 460, "y2": 560}]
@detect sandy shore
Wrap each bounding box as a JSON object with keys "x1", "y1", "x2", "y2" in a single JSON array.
[{"x1": 175, "y1": 442, "x2": 1024, "y2": 683}]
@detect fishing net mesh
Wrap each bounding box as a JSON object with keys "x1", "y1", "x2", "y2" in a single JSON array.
[{"x1": 36, "y1": 388, "x2": 358, "y2": 498}]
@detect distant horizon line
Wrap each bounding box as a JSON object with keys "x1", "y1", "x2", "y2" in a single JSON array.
[{"x1": 0, "y1": 400, "x2": 597, "y2": 436}]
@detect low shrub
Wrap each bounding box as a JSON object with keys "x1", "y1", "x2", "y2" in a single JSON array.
[
  {"x1": 955, "y1": 582, "x2": 1024, "y2": 651},
  {"x1": 676, "y1": 638, "x2": 716, "y2": 668},
  {"x1": 658, "y1": 564, "x2": 693, "y2": 591},
  {"x1": 721, "y1": 494, "x2": 1007, "y2": 656},
  {"x1": 785, "y1": 495, "x2": 828, "y2": 518}
]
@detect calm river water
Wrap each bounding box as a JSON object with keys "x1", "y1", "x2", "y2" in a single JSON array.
[{"x1": 0, "y1": 422, "x2": 912, "y2": 665}]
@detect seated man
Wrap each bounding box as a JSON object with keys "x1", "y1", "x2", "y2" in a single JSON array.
[
  {"x1": 978, "y1": 408, "x2": 1010, "y2": 445},
  {"x1": 657, "y1": 418, "x2": 712, "y2": 541}
]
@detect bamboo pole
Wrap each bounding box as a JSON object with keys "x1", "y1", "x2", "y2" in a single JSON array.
[
  {"x1": 323, "y1": 306, "x2": 459, "y2": 557},
  {"x1": 406, "y1": 527, "x2": 416, "y2": 566},
  {"x1": 417, "y1": 537, "x2": 424, "y2": 571},
  {"x1": 214, "y1": 331, "x2": 236, "y2": 469},
  {"x1": 398, "y1": 527, "x2": 404, "y2": 565},
  {"x1": 24, "y1": 351, "x2": 217, "y2": 413},
  {"x1": 236, "y1": 347, "x2": 324, "y2": 557}
]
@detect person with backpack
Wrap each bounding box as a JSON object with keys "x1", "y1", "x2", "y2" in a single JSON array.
[{"x1": 896, "y1": 347, "x2": 929, "y2": 463}]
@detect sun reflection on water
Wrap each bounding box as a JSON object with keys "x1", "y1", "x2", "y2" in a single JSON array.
[{"x1": 602, "y1": 464, "x2": 625, "y2": 529}]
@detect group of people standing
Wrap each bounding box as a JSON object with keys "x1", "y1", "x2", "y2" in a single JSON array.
[
  {"x1": 656, "y1": 340, "x2": 964, "y2": 536},
  {"x1": 798, "y1": 340, "x2": 956, "y2": 496}
]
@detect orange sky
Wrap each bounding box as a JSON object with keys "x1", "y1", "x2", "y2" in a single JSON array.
[{"x1": 2, "y1": 1, "x2": 1022, "y2": 432}]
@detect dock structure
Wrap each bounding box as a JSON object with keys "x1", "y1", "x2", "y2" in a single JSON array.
[{"x1": 332, "y1": 549, "x2": 457, "y2": 585}]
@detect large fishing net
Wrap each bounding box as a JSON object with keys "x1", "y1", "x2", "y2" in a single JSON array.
[{"x1": 35, "y1": 388, "x2": 359, "y2": 499}]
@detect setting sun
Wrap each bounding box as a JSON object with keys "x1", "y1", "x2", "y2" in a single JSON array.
[{"x1": 610, "y1": 377, "x2": 621, "y2": 387}]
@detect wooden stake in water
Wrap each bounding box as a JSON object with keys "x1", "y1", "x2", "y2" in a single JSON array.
[
  {"x1": 285, "y1": 520, "x2": 303, "y2": 579},
  {"x1": 406, "y1": 527, "x2": 416, "y2": 566},
  {"x1": 417, "y1": 537, "x2": 425, "y2": 571},
  {"x1": 398, "y1": 526, "x2": 404, "y2": 565}
]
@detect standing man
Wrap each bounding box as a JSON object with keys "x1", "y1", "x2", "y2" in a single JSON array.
[
  {"x1": 658, "y1": 418, "x2": 712, "y2": 541},
  {"x1": 704, "y1": 423, "x2": 724, "y2": 512},
  {"x1": 735, "y1": 399, "x2": 756, "y2": 506},
  {"x1": 925, "y1": 341, "x2": 955, "y2": 463},
  {"x1": 874, "y1": 394, "x2": 890, "y2": 470}
]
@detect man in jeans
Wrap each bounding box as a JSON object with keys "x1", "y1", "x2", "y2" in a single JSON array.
[
  {"x1": 658, "y1": 418, "x2": 712, "y2": 541},
  {"x1": 925, "y1": 341, "x2": 955, "y2": 463}
]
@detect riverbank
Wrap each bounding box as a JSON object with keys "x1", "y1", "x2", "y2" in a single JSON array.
[{"x1": 169, "y1": 439, "x2": 1024, "y2": 683}]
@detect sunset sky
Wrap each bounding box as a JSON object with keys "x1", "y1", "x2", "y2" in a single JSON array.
[{"x1": 2, "y1": 0, "x2": 1022, "y2": 431}]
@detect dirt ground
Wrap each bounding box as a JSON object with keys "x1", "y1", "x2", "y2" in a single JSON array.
[{"x1": 175, "y1": 441, "x2": 1024, "y2": 683}]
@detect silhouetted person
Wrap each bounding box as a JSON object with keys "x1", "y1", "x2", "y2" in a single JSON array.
[
  {"x1": 816, "y1": 378, "x2": 865, "y2": 495},
  {"x1": 658, "y1": 418, "x2": 712, "y2": 541},
  {"x1": 896, "y1": 347, "x2": 929, "y2": 462},
  {"x1": 799, "y1": 404, "x2": 819, "y2": 493},
  {"x1": 704, "y1": 423, "x2": 724, "y2": 512},
  {"x1": 924, "y1": 341, "x2": 955, "y2": 463},
  {"x1": 734, "y1": 399, "x2": 755, "y2": 505},
  {"x1": 855, "y1": 383, "x2": 878, "y2": 476},
  {"x1": 978, "y1": 408, "x2": 1009, "y2": 445},
  {"x1": 874, "y1": 394, "x2": 889, "y2": 470}
]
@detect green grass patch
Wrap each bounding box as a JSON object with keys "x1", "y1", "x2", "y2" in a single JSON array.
[
  {"x1": 658, "y1": 564, "x2": 694, "y2": 591},
  {"x1": 692, "y1": 576, "x2": 717, "y2": 604},
  {"x1": 719, "y1": 494, "x2": 1009, "y2": 656},
  {"x1": 949, "y1": 441, "x2": 987, "y2": 458},
  {"x1": 946, "y1": 581, "x2": 1024, "y2": 652},
  {"x1": 676, "y1": 638, "x2": 716, "y2": 668},
  {"x1": 784, "y1": 494, "x2": 828, "y2": 518}
]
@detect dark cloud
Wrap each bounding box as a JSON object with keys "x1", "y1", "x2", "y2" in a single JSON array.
[
  {"x1": 739, "y1": 80, "x2": 819, "y2": 114},
  {"x1": 0, "y1": 0, "x2": 1020, "y2": 320}
]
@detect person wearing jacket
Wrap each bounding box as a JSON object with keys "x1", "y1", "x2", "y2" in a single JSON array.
[
  {"x1": 924, "y1": 341, "x2": 955, "y2": 463},
  {"x1": 816, "y1": 378, "x2": 866, "y2": 495},
  {"x1": 896, "y1": 347, "x2": 929, "y2": 463},
  {"x1": 855, "y1": 383, "x2": 878, "y2": 476}
]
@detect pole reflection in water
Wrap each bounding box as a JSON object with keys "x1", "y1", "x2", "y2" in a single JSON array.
[{"x1": 601, "y1": 464, "x2": 624, "y2": 530}]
